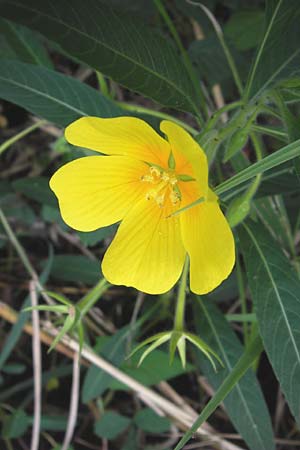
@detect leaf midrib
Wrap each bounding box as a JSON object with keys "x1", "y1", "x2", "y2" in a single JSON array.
[
  {"x1": 6, "y1": 0, "x2": 196, "y2": 111},
  {"x1": 245, "y1": 0, "x2": 283, "y2": 98},
  {"x1": 0, "y1": 73, "x2": 88, "y2": 117},
  {"x1": 199, "y1": 300, "x2": 268, "y2": 450},
  {"x1": 243, "y1": 223, "x2": 300, "y2": 365}
]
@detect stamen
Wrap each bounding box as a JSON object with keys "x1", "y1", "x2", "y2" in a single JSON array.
[{"x1": 141, "y1": 163, "x2": 193, "y2": 208}]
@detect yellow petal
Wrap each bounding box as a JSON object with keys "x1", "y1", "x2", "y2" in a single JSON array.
[
  {"x1": 102, "y1": 198, "x2": 186, "y2": 294},
  {"x1": 180, "y1": 196, "x2": 235, "y2": 294},
  {"x1": 65, "y1": 116, "x2": 170, "y2": 166},
  {"x1": 50, "y1": 155, "x2": 147, "y2": 231},
  {"x1": 160, "y1": 120, "x2": 208, "y2": 196}
]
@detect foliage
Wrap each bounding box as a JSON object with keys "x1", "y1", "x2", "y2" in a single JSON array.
[{"x1": 0, "y1": 1, "x2": 300, "y2": 449}]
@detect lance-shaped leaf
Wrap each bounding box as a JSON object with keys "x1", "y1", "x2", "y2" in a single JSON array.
[
  {"x1": 245, "y1": 0, "x2": 300, "y2": 99},
  {"x1": 0, "y1": 60, "x2": 122, "y2": 127},
  {"x1": 0, "y1": 0, "x2": 199, "y2": 114},
  {"x1": 0, "y1": 18, "x2": 52, "y2": 67},
  {"x1": 193, "y1": 298, "x2": 274, "y2": 450},
  {"x1": 239, "y1": 220, "x2": 300, "y2": 426}
]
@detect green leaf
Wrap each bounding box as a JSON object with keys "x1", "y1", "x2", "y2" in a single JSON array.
[
  {"x1": 110, "y1": 349, "x2": 192, "y2": 390},
  {"x1": 239, "y1": 221, "x2": 300, "y2": 425},
  {"x1": 0, "y1": 18, "x2": 53, "y2": 67},
  {"x1": 0, "y1": 0, "x2": 198, "y2": 114},
  {"x1": 43, "y1": 254, "x2": 101, "y2": 285},
  {"x1": 173, "y1": 334, "x2": 264, "y2": 450},
  {"x1": 224, "y1": 10, "x2": 265, "y2": 51},
  {"x1": 0, "y1": 60, "x2": 122, "y2": 127},
  {"x1": 134, "y1": 408, "x2": 170, "y2": 434},
  {"x1": 245, "y1": 0, "x2": 300, "y2": 99},
  {"x1": 194, "y1": 299, "x2": 274, "y2": 450},
  {"x1": 2, "y1": 363, "x2": 26, "y2": 374},
  {"x1": 94, "y1": 411, "x2": 130, "y2": 440},
  {"x1": 216, "y1": 138, "x2": 300, "y2": 198},
  {"x1": 13, "y1": 176, "x2": 56, "y2": 206},
  {"x1": 38, "y1": 415, "x2": 68, "y2": 431},
  {"x1": 2, "y1": 409, "x2": 30, "y2": 438},
  {"x1": 82, "y1": 326, "x2": 135, "y2": 403}
]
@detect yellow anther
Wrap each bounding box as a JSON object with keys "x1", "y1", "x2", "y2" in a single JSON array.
[{"x1": 142, "y1": 164, "x2": 183, "y2": 208}]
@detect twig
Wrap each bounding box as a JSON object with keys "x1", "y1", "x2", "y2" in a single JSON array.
[
  {"x1": 29, "y1": 281, "x2": 42, "y2": 450},
  {"x1": 0, "y1": 302, "x2": 244, "y2": 450},
  {"x1": 61, "y1": 350, "x2": 80, "y2": 450}
]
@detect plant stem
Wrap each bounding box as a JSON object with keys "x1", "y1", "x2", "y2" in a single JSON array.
[
  {"x1": 205, "y1": 100, "x2": 244, "y2": 131},
  {"x1": 116, "y1": 101, "x2": 198, "y2": 135},
  {"x1": 78, "y1": 278, "x2": 109, "y2": 316},
  {"x1": 96, "y1": 71, "x2": 111, "y2": 98},
  {"x1": 187, "y1": 1, "x2": 243, "y2": 96},
  {"x1": 174, "y1": 258, "x2": 189, "y2": 331},
  {"x1": 154, "y1": 0, "x2": 206, "y2": 124},
  {"x1": 0, "y1": 120, "x2": 46, "y2": 156},
  {"x1": 236, "y1": 254, "x2": 249, "y2": 345}
]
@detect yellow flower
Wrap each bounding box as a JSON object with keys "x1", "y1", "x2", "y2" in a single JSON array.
[{"x1": 50, "y1": 117, "x2": 235, "y2": 295}]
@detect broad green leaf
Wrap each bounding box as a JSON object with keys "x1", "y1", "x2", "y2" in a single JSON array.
[
  {"x1": 44, "y1": 254, "x2": 101, "y2": 285},
  {"x1": 173, "y1": 334, "x2": 264, "y2": 450},
  {"x1": 239, "y1": 221, "x2": 300, "y2": 425},
  {"x1": 245, "y1": 0, "x2": 300, "y2": 99},
  {"x1": 94, "y1": 411, "x2": 131, "y2": 440},
  {"x1": 0, "y1": 0, "x2": 199, "y2": 114},
  {"x1": 0, "y1": 60, "x2": 122, "y2": 127},
  {"x1": 134, "y1": 408, "x2": 170, "y2": 434},
  {"x1": 194, "y1": 299, "x2": 274, "y2": 450},
  {"x1": 0, "y1": 18, "x2": 52, "y2": 67},
  {"x1": 215, "y1": 138, "x2": 300, "y2": 198}
]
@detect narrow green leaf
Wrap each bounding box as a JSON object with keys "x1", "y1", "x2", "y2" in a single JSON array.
[
  {"x1": 0, "y1": 60, "x2": 122, "y2": 127},
  {"x1": 194, "y1": 299, "x2": 274, "y2": 450},
  {"x1": 245, "y1": 0, "x2": 300, "y2": 99},
  {"x1": 0, "y1": 0, "x2": 198, "y2": 113},
  {"x1": 173, "y1": 334, "x2": 264, "y2": 450},
  {"x1": 48, "y1": 314, "x2": 75, "y2": 353},
  {"x1": 216, "y1": 139, "x2": 300, "y2": 197},
  {"x1": 239, "y1": 221, "x2": 300, "y2": 425},
  {"x1": 0, "y1": 18, "x2": 52, "y2": 67}
]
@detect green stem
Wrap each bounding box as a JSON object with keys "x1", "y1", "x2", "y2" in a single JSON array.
[
  {"x1": 173, "y1": 333, "x2": 263, "y2": 450},
  {"x1": 187, "y1": 1, "x2": 243, "y2": 96},
  {"x1": 0, "y1": 208, "x2": 42, "y2": 290},
  {"x1": 0, "y1": 120, "x2": 46, "y2": 156},
  {"x1": 78, "y1": 278, "x2": 110, "y2": 316},
  {"x1": 154, "y1": 0, "x2": 206, "y2": 124},
  {"x1": 96, "y1": 71, "x2": 111, "y2": 98},
  {"x1": 205, "y1": 100, "x2": 244, "y2": 131},
  {"x1": 117, "y1": 101, "x2": 198, "y2": 135},
  {"x1": 174, "y1": 258, "x2": 189, "y2": 331},
  {"x1": 251, "y1": 124, "x2": 287, "y2": 141},
  {"x1": 236, "y1": 254, "x2": 249, "y2": 345}
]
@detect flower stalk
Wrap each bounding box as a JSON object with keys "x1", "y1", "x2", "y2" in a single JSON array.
[{"x1": 174, "y1": 258, "x2": 189, "y2": 332}]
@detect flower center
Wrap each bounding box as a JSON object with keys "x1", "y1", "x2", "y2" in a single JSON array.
[{"x1": 141, "y1": 165, "x2": 181, "y2": 208}]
